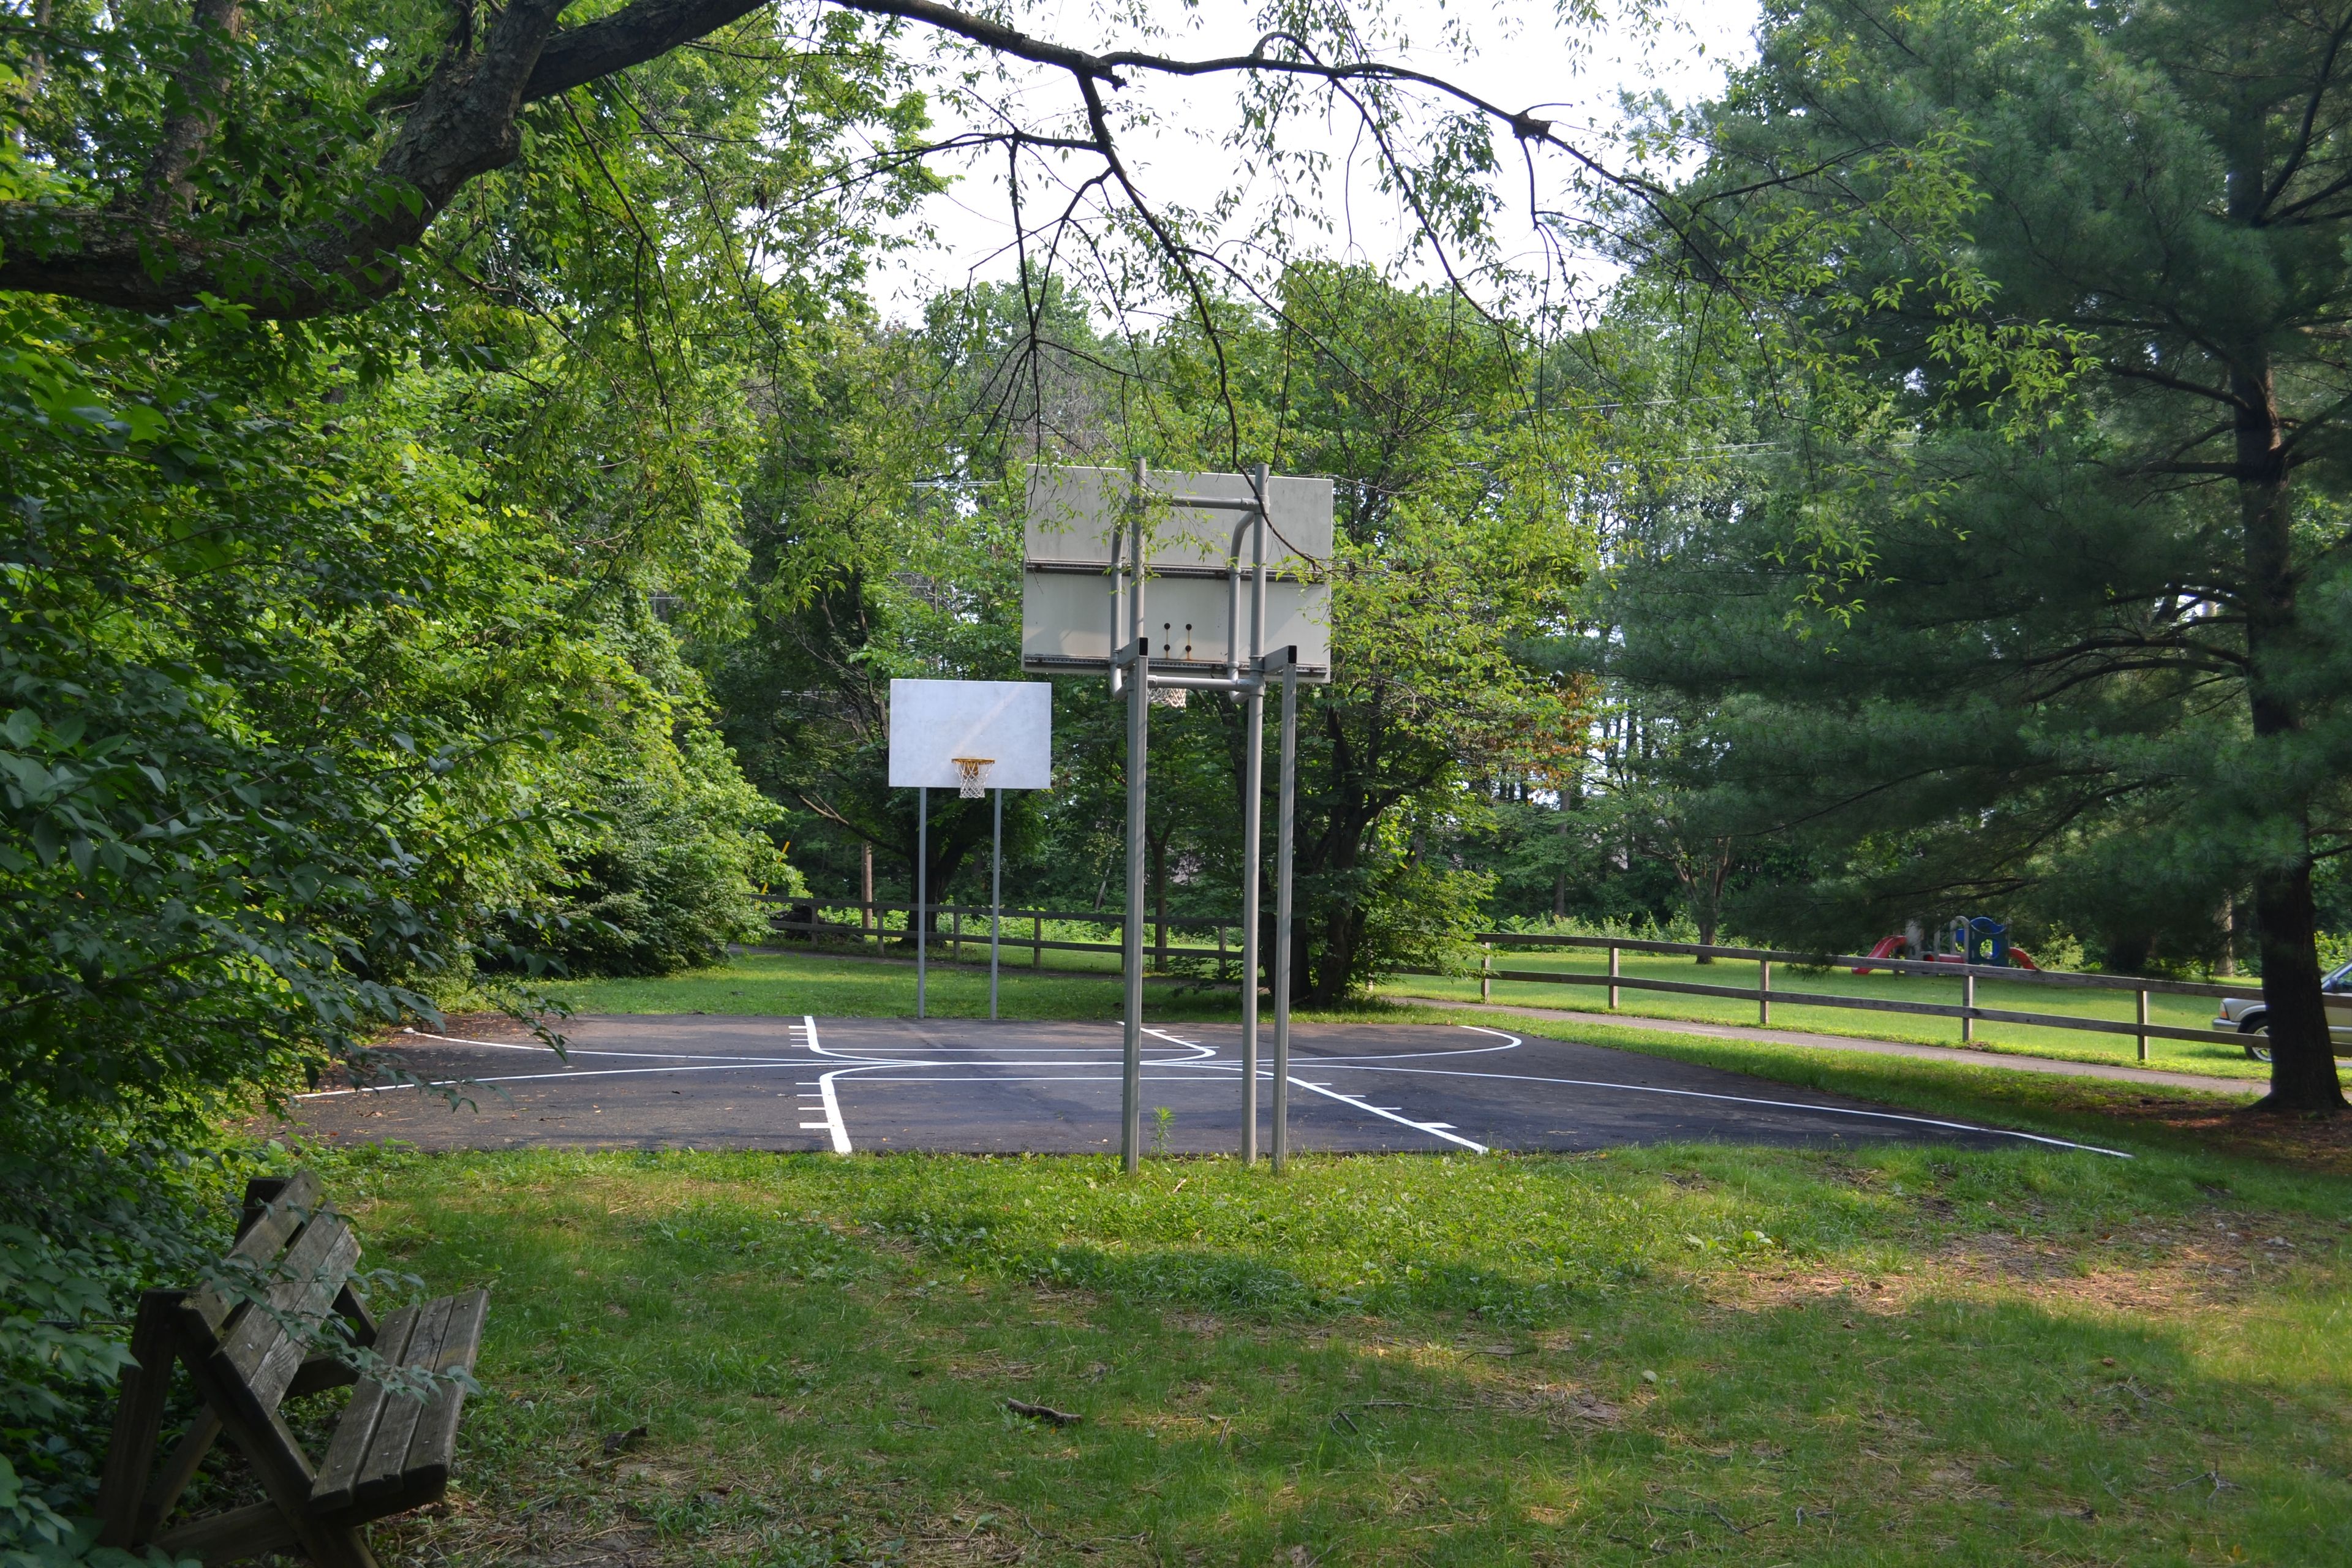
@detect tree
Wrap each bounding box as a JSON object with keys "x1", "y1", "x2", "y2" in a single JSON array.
[
  {"x1": 3, "y1": 0, "x2": 1653, "y2": 327},
  {"x1": 1615, "y1": 0, "x2": 2352, "y2": 1109}
]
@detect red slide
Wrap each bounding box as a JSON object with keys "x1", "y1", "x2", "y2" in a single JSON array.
[{"x1": 1854, "y1": 935, "x2": 1906, "y2": 975}]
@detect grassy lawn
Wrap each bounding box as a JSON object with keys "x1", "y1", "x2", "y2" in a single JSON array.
[
  {"x1": 557, "y1": 937, "x2": 2292, "y2": 1082},
  {"x1": 1384, "y1": 950, "x2": 2282, "y2": 1083},
  {"x1": 347, "y1": 949, "x2": 2352, "y2": 1564},
  {"x1": 537, "y1": 948, "x2": 1256, "y2": 1025},
  {"x1": 537, "y1": 946, "x2": 2277, "y2": 1082},
  {"x1": 305, "y1": 1133, "x2": 2351, "y2": 1567}
]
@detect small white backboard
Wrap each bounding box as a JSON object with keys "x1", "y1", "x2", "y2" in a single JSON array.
[
  {"x1": 1021, "y1": 465, "x2": 1333, "y2": 682},
  {"x1": 887, "y1": 679, "x2": 1053, "y2": 792}
]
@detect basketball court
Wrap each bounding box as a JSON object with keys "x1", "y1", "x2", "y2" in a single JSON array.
[{"x1": 287, "y1": 1015, "x2": 2124, "y2": 1158}]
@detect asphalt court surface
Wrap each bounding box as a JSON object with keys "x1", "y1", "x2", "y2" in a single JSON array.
[{"x1": 290, "y1": 1016, "x2": 2125, "y2": 1158}]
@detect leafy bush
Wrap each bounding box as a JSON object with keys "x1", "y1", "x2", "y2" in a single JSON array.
[
  {"x1": 0, "y1": 1142, "x2": 244, "y2": 1563},
  {"x1": 532, "y1": 723, "x2": 801, "y2": 976}
]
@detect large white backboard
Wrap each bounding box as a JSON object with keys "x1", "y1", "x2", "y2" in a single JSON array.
[
  {"x1": 888, "y1": 679, "x2": 1053, "y2": 790},
  {"x1": 1022, "y1": 466, "x2": 1333, "y2": 682}
]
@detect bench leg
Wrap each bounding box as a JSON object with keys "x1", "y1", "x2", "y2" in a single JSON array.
[
  {"x1": 183, "y1": 1355, "x2": 377, "y2": 1568},
  {"x1": 94, "y1": 1292, "x2": 184, "y2": 1547},
  {"x1": 307, "y1": 1522, "x2": 380, "y2": 1568},
  {"x1": 138, "y1": 1408, "x2": 222, "y2": 1539}
]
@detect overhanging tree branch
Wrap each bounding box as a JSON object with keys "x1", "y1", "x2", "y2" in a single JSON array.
[{"x1": 0, "y1": 0, "x2": 1666, "y2": 322}]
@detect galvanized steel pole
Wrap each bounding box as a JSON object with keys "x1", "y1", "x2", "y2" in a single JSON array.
[
  {"x1": 1121, "y1": 462, "x2": 1149, "y2": 1173},
  {"x1": 1271, "y1": 647, "x2": 1298, "y2": 1172},
  {"x1": 989, "y1": 785, "x2": 1003, "y2": 1020},
  {"x1": 1239, "y1": 464, "x2": 1269, "y2": 1164},
  {"x1": 915, "y1": 786, "x2": 927, "y2": 1020}
]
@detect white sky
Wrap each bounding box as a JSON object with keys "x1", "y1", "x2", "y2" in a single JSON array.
[{"x1": 867, "y1": 0, "x2": 1762, "y2": 319}]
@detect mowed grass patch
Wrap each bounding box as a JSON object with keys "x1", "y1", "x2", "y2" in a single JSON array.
[
  {"x1": 1384, "y1": 953, "x2": 2283, "y2": 1082},
  {"x1": 531, "y1": 948, "x2": 1241, "y2": 1023},
  {"x1": 1409, "y1": 1008, "x2": 2352, "y2": 1179},
  {"x1": 308, "y1": 1142, "x2": 2352, "y2": 1567},
  {"x1": 526, "y1": 948, "x2": 1463, "y2": 1028}
]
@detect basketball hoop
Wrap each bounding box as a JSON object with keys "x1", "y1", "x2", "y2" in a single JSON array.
[{"x1": 951, "y1": 757, "x2": 993, "y2": 799}]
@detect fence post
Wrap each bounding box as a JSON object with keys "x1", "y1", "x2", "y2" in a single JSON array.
[
  {"x1": 1608, "y1": 944, "x2": 1620, "y2": 1011},
  {"x1": 1759, "y1": 959, "x2": 1771, "y2": 1028},
  {"x1": 1218, "y1": 921, "x2": 1228, "y2": 981},
  {"x1": 1480, "y1": 947, "x2": 1492, "y2": 1003},
  {"x1": 1962, "y1": 971, "x2": 1975, "y2": 1044},
  {"x1": 951, "y1": 905, "x2": 962, "y2": 962},
  {"x1": 2136, "y1": 988, "x2": 2150, "y2": 1063}
]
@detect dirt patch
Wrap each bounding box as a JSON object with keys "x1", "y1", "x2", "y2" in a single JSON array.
[
  {"x1": 2089, "y1": 1097, "x2": 2352, "y2": 1175},
  {"x1": 1495, "y1": 1382, "x2": 1626, "y2": 1428},
  {"x1": 1702, "y1": 1206, "x2": 2343, "y2": 1317}
]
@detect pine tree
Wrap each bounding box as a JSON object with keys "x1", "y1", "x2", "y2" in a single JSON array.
[{"x1": 1627, "y1": 0, "x2": 2352, "y2": 1110}]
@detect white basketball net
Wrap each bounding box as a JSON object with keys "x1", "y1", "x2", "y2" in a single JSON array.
[{"x1": 952, "y1": 757, "x2": 992, "y2": 799}]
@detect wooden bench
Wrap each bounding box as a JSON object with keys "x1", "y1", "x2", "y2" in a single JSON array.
[{"x1": 92, "y1": 1170, "x2": 488, "y2": 1567}]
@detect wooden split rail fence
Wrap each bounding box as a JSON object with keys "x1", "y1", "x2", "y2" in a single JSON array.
[
  {"x1": 763, "y1": 897, "x2": 1245, "y2": 974},
  {"x1": 768, "y1": 898, "x2": 2261, "y2": 1063},
  {"x1": 1430, "y1": 933, "x2": 2253, "y2": 1064}
]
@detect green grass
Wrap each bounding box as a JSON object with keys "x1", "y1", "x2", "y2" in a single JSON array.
[
  {"x1": 552, "y1": 938, "x2": 2288, "y2": 1079},
  {"x1": 307, "y1": 1136, "x2": 2352, "y2": 1567},
  {"x1": 1386, "y1": 949, "x2": 2282, "y2": 1082},
  {"x1": 537, "y1": 946, "x2": 2270, "y2": 1083},
  {"x1": 538, "y1": 948, "x2": 1267, "y2": 1024}
]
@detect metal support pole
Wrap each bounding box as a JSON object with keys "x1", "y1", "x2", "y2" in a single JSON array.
[
  {"x1": 1272, "y1": 650, "x2": 1298, "y2": 1173},
  {"x1": 915, "y1": 786, "x2": 927, "y2": 1020},
  {"x1": 1120, "y1": 461, "x2": 1150, "y2": 1173},
  {"x1": 1240, "y1": 466, "x2": 1270, "y2": 1166},
  {"x1": 1240, "y1": 681, "x2": 1264, "y2": 1164},
  {"x1": 990, "y1": 786, "x2": 1003, "y2": 1021}
]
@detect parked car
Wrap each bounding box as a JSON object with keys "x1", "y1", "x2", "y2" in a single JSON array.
[{"x1": 2213, "y1": 960, "x2": 2352, "y2": 1060}]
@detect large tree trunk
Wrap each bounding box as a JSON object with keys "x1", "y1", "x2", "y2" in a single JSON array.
[
  {"x1": 1310, "y1": 905, "x2": 1359, "y2": 1006},
  {"x1": 2224, "y1": 144, "x2": 2346, "y2": 1109},
  {"x1": 2249, "y1": 855, "x2": 2340, "y2": 1109}
]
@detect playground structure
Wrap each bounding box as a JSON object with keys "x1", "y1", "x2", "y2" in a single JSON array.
[{"x1": 1855, "y1": 916, "x2": 2040, "y2": 975}]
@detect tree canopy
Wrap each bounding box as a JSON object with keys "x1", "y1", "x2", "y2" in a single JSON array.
[{"x1": 1596, "y1": 0, "x2": 2352, "y2": 1109}]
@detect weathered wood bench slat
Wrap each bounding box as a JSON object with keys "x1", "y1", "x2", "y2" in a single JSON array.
[
  {"x1": 225, "y1": 1207, "x2": 360, "y2": 1404},
  {"x1": 355, "y1": 1292, "x2": 456, "y2": 1504},
  {"x1": 310, "y1": 1304, "x2": 422, "y2": 1512},
  {"x1": 399, "y1": 1289, "x2": 488, "y2": 1496},
  {"x1": 186, "y1": 1170, "x2": 325, "y2": 1335}
]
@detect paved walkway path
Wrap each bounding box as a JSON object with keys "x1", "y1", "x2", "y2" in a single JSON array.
[{"x1": 1410, "y1": 998, "x2": 2261, "y2": 1096}]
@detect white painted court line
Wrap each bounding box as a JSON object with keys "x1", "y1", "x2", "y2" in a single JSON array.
[
  {"x1": 1283, "y1": 1076, "x2": 1490, "y2": 1153},
  {"x1": 802, "y1": 1016, "x2": 853, "y2": 1155},
  {"x1": 401, "y1": 1030, "x2": 789, "y2": 1063},
  {"x1": 297, "y1": 1061, "x2": 801, "y2": 1098},
  {"x1": 1137, "y1": 1027, "x2": 1485, "y2": 1153},
  {"x1": 1407, "y1": 1027, "x2": 2132, "y2": 1158}
]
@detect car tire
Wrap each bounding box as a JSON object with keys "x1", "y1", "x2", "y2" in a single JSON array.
[{"x1": 2239, "y1": 1019, "x2": 2271, "y2": 1063}]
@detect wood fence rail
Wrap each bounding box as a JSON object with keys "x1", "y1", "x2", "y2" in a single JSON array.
[
  {"x1": 763, "y1": 900, "x2": 1241, "y2": 971},
  {"x1": 760, "y1": 900, "x2": 2265, "y2": 1063}
]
